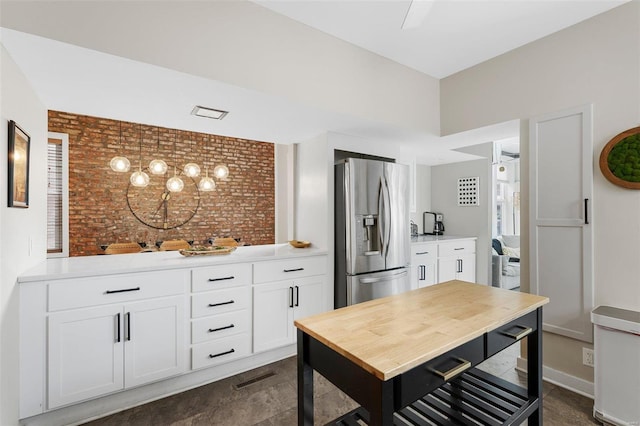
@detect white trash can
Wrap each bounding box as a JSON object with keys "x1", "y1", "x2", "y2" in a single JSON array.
[{"x1": 591, "y1": 306, "x2": 640, "y2": 426}]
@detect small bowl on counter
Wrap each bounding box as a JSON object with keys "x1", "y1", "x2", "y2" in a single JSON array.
[{"x1": 289, "y1": 240, "x2": 311, "y2": 248}]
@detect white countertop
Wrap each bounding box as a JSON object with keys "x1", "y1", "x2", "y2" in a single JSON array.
[
  {"x1": 411, "y1": 235, "x2": 477, "y2": 243},
  {"x1": 18, "y1": 244, "x2": 327, "y2": 283}
]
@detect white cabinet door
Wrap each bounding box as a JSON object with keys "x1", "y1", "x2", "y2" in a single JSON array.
[
  {"x1": 530, "y1": 104, "x2": 594, "y2": 343},
  {"x1": 417, "y1": 261, "x2": 438, "y2": 288},
  {"x1": 437, "y1": 258, "x2": 458, "y2": 283},
  {"x1": 48, "y1": 305, "x2": 124, "y2": 409},
  {"x1": 253, "y1": 281, "x2": 294, "y2": 353},
  {"x1": 124, "y1": 296, "x2": 186, "y2": 388},
  {"x1": 457, "y1": 255, "x2": 476, "y2": 283},
  {"x1": 294, "y1": 276, "x2": 326, "y2": 321}
]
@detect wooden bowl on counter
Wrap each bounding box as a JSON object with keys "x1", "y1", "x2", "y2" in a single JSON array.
[
  {"x1": 289, "y1": 240, "x2": 311, "y2": 248},
  {"x1": 213, "y1": 237, "x2": 239, "y2": 247}
]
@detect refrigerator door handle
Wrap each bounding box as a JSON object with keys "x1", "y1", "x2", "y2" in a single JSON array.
[
  {"x1": 378, "y1": 178, "x2": 386, "y2": 257},
  {"x1": 359, "y1": 270, "x2": 408, "y2": 284},
  {"x1": 382, "y1": 176, "x2": 392, "y2": 258}
]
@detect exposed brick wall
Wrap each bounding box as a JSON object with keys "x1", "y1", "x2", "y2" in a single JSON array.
[{"x1": 48, "y1": 111, "x2": 275, "y2": 256}]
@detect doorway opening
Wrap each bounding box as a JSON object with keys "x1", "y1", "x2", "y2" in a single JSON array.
[{"x1": 491, "y1": 137, "x2": 520, "y2": 290}]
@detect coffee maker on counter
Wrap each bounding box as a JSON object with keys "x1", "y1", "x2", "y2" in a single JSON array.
[{"x1": 423, "y1": 212, "x2": 445, "y2": 235}]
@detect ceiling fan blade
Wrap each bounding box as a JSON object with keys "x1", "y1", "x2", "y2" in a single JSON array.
[{"x1": 402, "y1": 0, "x2": 435, "y2": 30}]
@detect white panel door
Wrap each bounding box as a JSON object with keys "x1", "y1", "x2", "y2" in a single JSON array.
[
  {"x1": 48, "y1": 305, "x2": 124, "y2": 408},
  {"x1": 253, "y1": 281, "x2": 294, "y2": 352},
  {"x1": 124, "y1": 296, "x2": 186, "y2": 388},
  {"x1": 530, "y1": 104, "x2": 594, "y2": 342}
]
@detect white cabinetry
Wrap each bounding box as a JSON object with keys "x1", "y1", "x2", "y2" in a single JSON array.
[
  {"x1": 253, "y1": 257, "x2": 327, "y2": 353},
  {"x1": 189, "y1": 263, "x2": 252, "y2": 370},
  {"x1": 437, "y1": 240, "x2": 476, "y2": 283},
  {"x1": 47, "y1": 270, "x2": 187, "y2": 409},
  {"x1": 410, "y1": 242, "x2": 437, "y2": 289}
]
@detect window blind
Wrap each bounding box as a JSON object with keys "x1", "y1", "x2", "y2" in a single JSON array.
[{"x1": 47, "y1": 140, "x2": 63, "y2": 253}]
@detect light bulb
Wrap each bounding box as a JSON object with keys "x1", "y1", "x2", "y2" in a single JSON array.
[
  {"x1": 149, "y1": 159, "x2": 168, "y2": 175},
  {"x1": 183, "y1": 163, "x2": 201, "y2": 178},
  {"x1": 130, "y1": 170, "x2": 149, "y2": 187},
  {"x1": 213, "y1": 165, "x2": 229, "y2": 179},
  {"x1": 110, "y1": 156, "x2": 131, "y2": 172},
  {"x1": 198, "y1": 176, "x2": 215, "y2": 192},
  {"x1": 167, "y1": 175, "x2": 184, "y2": 192}
]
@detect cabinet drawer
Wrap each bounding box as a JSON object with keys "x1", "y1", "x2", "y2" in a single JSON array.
[
  {"x1": 191, "y1": 310, "x2": 250, "y2": 344},
  {"x1": 438, "y1": 240, "x2": 476, "y2": 257},
  {"x1": 486, "y1": 310, "x2": 537, "y2": 358},
  {"x1": 191, "y1": 333, "x2": 251, "y2": 370},
  {"x1": 191, "y1": 264, "x2": 252, "y2": 293},
  {"x1": 253, "y1": 256, "x2": 327, "y2": 284},
  {"x1": 191, "y1": 287, "x2": 250, "y2": 318},
  {"x1": 48, "y1": 270, "x2": 187, "y2": 311},
  {"x1": 411, "y1": 243, "x2": 437, "y2": 261},
  {"x1": 397, "y1": 335, "x2": 484, "y2": 409}
]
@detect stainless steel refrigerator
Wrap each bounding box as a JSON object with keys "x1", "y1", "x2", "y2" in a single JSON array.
[{"x1": 335, "y1": 158, "x2": 411, "y2": 308}]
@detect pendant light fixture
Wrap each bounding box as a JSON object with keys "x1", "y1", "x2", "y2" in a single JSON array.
[
  {"x1": 213, "y1": 164, "x2": 229, "y2": 179},
  {"x1": 183, "y1": 132, "x2": 201, "y2": 178},
  {"x1": 198, "y1": 133, "x2": 216, "y2": 192},
  {"x1": 149, "y1": 126, "x2": 168, "y2": 175},
  {"x1": 109, "y1": 121, "x2": 131, "y2": 172},
  {"x1": 130, "y1": 123, "x2": 150, "y2": 187},
  {"x1": 166, "y1": 129, "x2": 184, "y2": 192}
]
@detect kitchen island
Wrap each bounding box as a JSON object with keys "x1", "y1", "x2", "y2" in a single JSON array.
[{"x1": 295, "y1": 280, "x2": 548, "y2": 425}]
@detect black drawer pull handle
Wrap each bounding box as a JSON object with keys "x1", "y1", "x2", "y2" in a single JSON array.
[
  {"x1": 454, "y1": 248, "x2": 464, "y2": 251},
  {"x1": 115, "y1": 313, "x2": 121, "y2": 343},
  {"x1": 208, "y1": 276, "x2": 235, "y2": 282},
  {"x1": 208, "y1": 324, "x2": 235, "y2": 333},
  {"x1": 416, "y1": 251, "x2": 430, "y2": 255},
  {"x1": 284, "y1": 268, "x2": 304, "y2": 272},
  {"x1": 106, "y1": 287, "x2": 141, "y2": 294},
  {"x1": 501, "y1": 326, "x2": 533, "y2": 341},
  {"x1": 432, "y1": 358, "x2": 471, "y2": 381},
  {"x1": 209, "y1": 349, "x2": 235, "y2": 358},
  {"x1": 208, "y1": 300, "x2": 234, "y2": 307}
]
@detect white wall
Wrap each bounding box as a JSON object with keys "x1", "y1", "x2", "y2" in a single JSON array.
[
  {"x1": 0, "y1": 1, "x2": 440, "y2": 136},
  {"x1": 0, "y1": 44, "x2": 48, "y2": 426},
  {"x1": 441, "y1": 1, "x2": 640, "y2": 384},
  {"x1": 411, "y1": 164, "x2": 432, "y2": 234},
  {"x1": 430, "y1": 152, "x2": 492, "y2": 286}
]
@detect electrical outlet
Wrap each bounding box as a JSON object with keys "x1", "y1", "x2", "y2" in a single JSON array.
[{"x1": 583, "y1": 348, "x2": 594, "y2": 367}]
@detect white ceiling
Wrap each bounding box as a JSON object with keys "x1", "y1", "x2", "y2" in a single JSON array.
[
  {"x1": 0, "y1": 1, "x2": 627, "y2": 165},
  {"x1": 254, "y1": 0, "x2": 628, "y2": 78}
]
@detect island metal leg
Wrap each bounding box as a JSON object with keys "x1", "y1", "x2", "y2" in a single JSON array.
[
  {"x1": 527, "y1": 307, "x2": 543, "y2": 425},
  {"x1": 298, "y1": 330, "x2": 314, "y2": 426}
]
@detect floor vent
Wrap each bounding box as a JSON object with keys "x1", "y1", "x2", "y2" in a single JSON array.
[{"x1": 234, "y1": 371, "x2": 276, "y2": 390}]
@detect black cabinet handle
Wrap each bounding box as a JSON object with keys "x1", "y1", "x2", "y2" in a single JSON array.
[
  {"x1": 294, "y1": 285, "x2": 299, "y2": 307},
  {"x1": 106, "y1": 287, "x2": 140, "y2": 294},
  {"x1": 454, "y1": 248, "x2": 464, "y2": 251},
  {"x1": 116, "y1": 313, "x2": 121, "y2": 343},
  {"x1": 209, "y1": 349, "x2": 235, "y2": 359},
  {"x1": 416, "y1": 251, "x2": 430, "y2": 255},
  {"x1": 208, "y1": 276, "x2": 235, "y2": 282},
  {"x1": 584, "y1": 198, "x2": 589, "y2": 225},
  {"x1": 419, "y1": 265, "x2": 426, "y2": 281},
  {"x1": 125, "y1": 312, "x2": 131, "y2": 341},
  {"x1": 456, "y1": 259, "x2": 463, "y2": 273},
  {"x1": 208, "y1": 324, "x2": 235, "y2": 333},
  {"x1": 289, "y1": 287, "x2": 294, "y2": 308},
  {"x1": 284, "y1": 268, "x2": 304, "y2": 273},
  {"x1": 208, "y1": 300, "x2": 234, "y2": 307}
]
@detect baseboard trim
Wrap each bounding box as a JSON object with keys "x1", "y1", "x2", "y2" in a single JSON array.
[{"x1": 516, "y1": 356, "x2": 594, "y2": 399}]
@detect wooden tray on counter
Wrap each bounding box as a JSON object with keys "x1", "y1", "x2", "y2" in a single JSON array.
[{"x1": 179, "y1": 246, "x2": 236, "y2": 257}]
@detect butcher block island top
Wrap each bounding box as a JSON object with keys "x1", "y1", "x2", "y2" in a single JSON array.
[{"x1": 294, "y1": 280, "x2": 549, "y2": 381}]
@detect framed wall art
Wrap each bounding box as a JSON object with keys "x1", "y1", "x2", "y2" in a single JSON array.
[{"x1": 8, "y1": 120, "x2": 30, "y2": 207}]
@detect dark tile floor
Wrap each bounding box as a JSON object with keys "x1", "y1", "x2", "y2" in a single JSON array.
[{"x1": 84, "y1": 343, "x2": 599, "y2": 426}]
